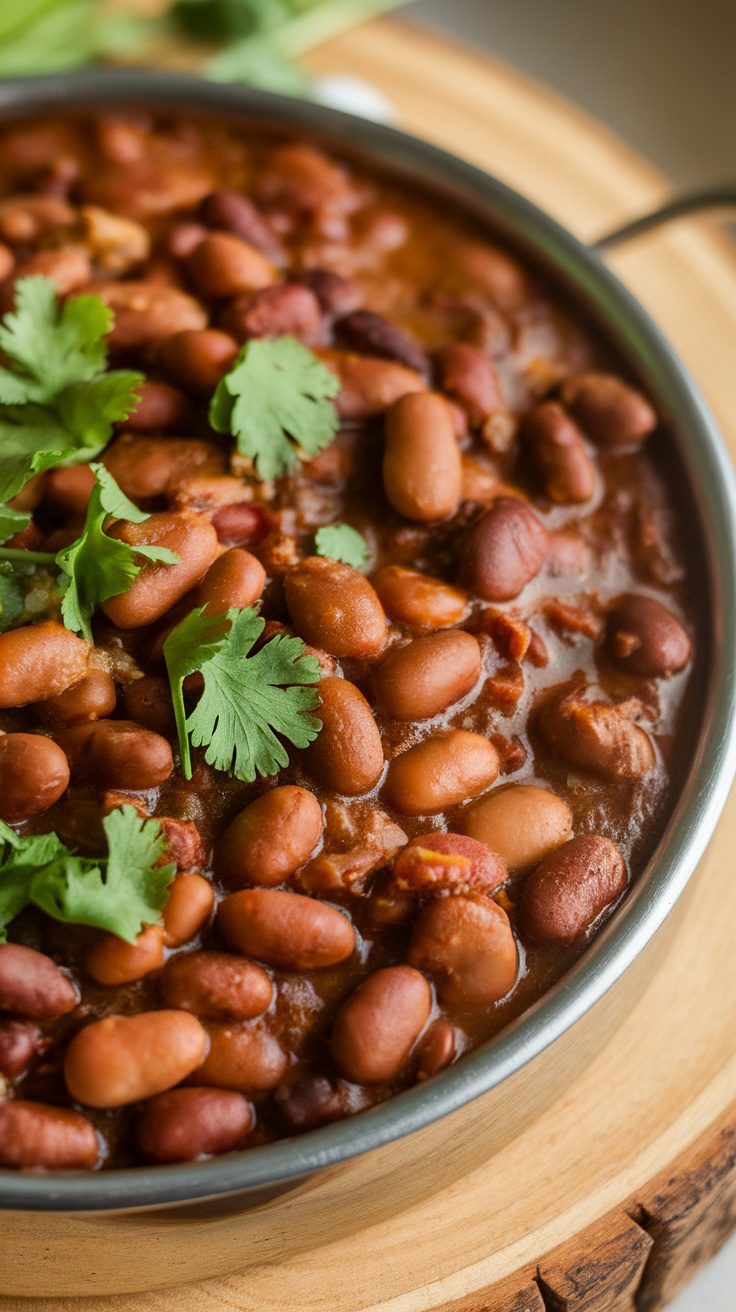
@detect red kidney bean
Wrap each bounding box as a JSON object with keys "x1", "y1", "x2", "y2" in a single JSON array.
[
  {"x1": 460, "y1": 784, "x2": 572, "y2": 874},
  {"x1": 607, "y1": 594, "x2": 691, "y2": 677},
  {"x1": 521, "y1": 400, "x2": 597, "y2": 504},
  {"x1": 199, "y1": 187, "x2": 276, "y2": 252},
  {"x1": 316, "y1": 348, "x2": 423, "y2": 420},
  {"x1": 158, "y1": 328, "x2": 239, "y2": 395},
  {"x1": 103, "y1": 435, "x2": 226, "y2": 501},
  {"x1": 161, "y1": 950, "x2": 273, "y2": 1020},
  {"x1": 303, "y1": 676, "x2": 384, "y2": 796},
  {"x1": 102, "y1": 511, "x2": 218, "y2": 628},
  {"x1": 217, "y1": 786, "x2": 323, "y2": 888},
  {"x1": 383, "y1": 391, "x2": 462, "y2": 522},
  {"x1": 298, "y1": 267, "x2": 362, "y2": 315},
  {"x1": 461, "y1": 497, "x2": 549, "y2": 602},
  {"x1": 435, "y1": 342, "x2": 504, "y2": 425},
  {"x1": 520, "y1": 833, "x2": 627, "y2": 943},
  {"x1": 335, "y1": 309, "x2": 427, "y2": 374},
  {"x1": 372, "y1": 565, "x2": 469, "y2": 631},
  {"x1": 121, "y1": 675, "x2": 175, "y2": 736},
  {"x1": 124, "y1": 379, "x2": 189, "y2": 433},
  {"x1": 36, "y1": 669, "x2": 116, "y2": 726},
  {"x1": 221, "y1": 283, "x2": 322, "y2": 344},
  {"x1": 409, "y1": 896, "x2": 518, "y2": 1006},
  {"x1": 414, "y1": 1017, "x2": 458, "y2": 1080},
  {"x1": 186, "y1": 233, "x2": 276, "y2": 298},
  {"x1": 538, "y1": 689, "x2": 655, "y2": 780},
  {"x1": 163, "y1": 871, "x2": 215, "y2": 948},
  {"x1": 0, "y1": 1102, "x2": 100, "y2": 1170},
  {"x1": 211, "y1": 501, "x2": 271, "y2": 547},
  {"x1": 194, "y1": 1022, "x2": 287, "y2": 1092},
  {"x1": 42, "y1": 464, "x2": 97, "y2": 517},
  {"x1": 0, "y1": 943, "x2": 77, "y2": 1019},
  {"x1": 90, "y1": 279, "x2": 207, "y2": 350},
  {"x1": 372, "y1": 630, "x2": 481, "y2": 720},
  {"x1": 392, "y1": 832, "x2": 506, "y2": 897},
  {"x1": 64, "y1": 1011, "x2": 209, "y2": 1108},
  {"x1": 0, "y1": 1019, "x2": 41, "y2": 1078},
  {"x1": 0, "y1": 622, "x2": 89, "y2": 709},
  {"x1": 560, "y1": 372, "x2": 657, "y2": 448},
  {"x1": 383, "y1": 730, "x2": 499, "y2": 815},
  {"x1": 135, "y1": 1087, "x2": 253, "y2": 1163},
  {"x1": 0, "y1": 732, "x2": 69, "y2": 822},
  {"x1": 285, "y1": 557, "x2": 387, "y2": 657},
  {"x1": 275, "y1": 1075, "x2": 361, "y2": 1132},
  {"x1": 332, "y1": 966, "x2": 431, "y2": 1084},
  {"x1": 195, "y1": 547, "x2": 266, "y2": 615},
  {"x1": 57, "y1": 720, "x2": 173, "y2": 789},
  {"x1": 86, "y1": 925, "x2": 165, "y2": 987},
  {"x1": 218, "y1": 888, "x2": 355, "y2": 969}
]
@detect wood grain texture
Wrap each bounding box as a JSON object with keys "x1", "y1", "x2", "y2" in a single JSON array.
[{"x1": 3, "y1": 17, "x2": 736, "y2": 1311}]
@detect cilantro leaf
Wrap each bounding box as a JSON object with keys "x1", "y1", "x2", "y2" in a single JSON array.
[
  {"x1": 56, "y1": 463, "x2": 180, "y2": 642},
  {"x1": 0, "y1": 277, "x2": 111, "y2": 400},
  {"x1": 315, "y1": 522, "x2": 368, "y2": 569},
  {"x1": 0, "y1": 502, "x2": 30, "y2": 545},
  {"x1": 209, "y1": 336, "x2": 340, "y2": 481},
  {"x1": 0, "y1": 807, "x2": 174, "y2": 944},
  {"x1": 163, "y1": 604, "x2": 322, "y2": 782},
  {"x1": 0, "y1": 564, "x2": 24, "y2": 631}
]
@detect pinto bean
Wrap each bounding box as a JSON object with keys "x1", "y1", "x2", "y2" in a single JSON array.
[
  {"x1": 200, "y1": 188, "x2": 275, "y2": 251},
  {"x1": 607, "y1": 594, "x2": 691, "y2": 677},
  {"x1": 520, "y1": 834, "x2": 627, "y2": 943},
  {"x1": 0, "y1": 732, "x2": 69, "y2": 822},
  {"x1": 135, "y1": 1087, "x2": 253, "y2": 1163},
  {"x1": 521, "y1": 401, "x2": 597, "y2": 504},
  {"x1": 222, "y1": 283, "x2": 322, "y2": 344},
  {"x1": 383, "y1": 731, "x2": 499, "y2": 815},
  {"x1": 316, "y1": 348, "x2": 423, "y2": 420},
  {"x1": 57, "y1": 720, "x2": 173, "y2": 789},
  {"x1": 0, "y1": 1019, "x2": 41, "y2": 1078},
  {"x1": 409, "y1": 896, "x2": 518, "y2": 1006},
  {"x1": 159, "y1": 328, "x2": 239, "y2": 394},
  {"x1": 285, "y1": 557, "x2": 386, "y2": 658},
  {"x1": 36, "y1": 669, "x2": 116, "y2": 726},
  {"x1": 392, "y1": 832, "x2": 506, "y2": 896},
  {"x1": 0, "y1": 622, "x2": 89, "y2": 708},
  {"x1": 102, "y1": 511, "x2": 218, "y2": 628},
  {"x1": 560, "y1": 372, "x2": 657, "y2": 448},
  {"x1": 42, "y1": 464, "x2": 97, "y2": 517},
  {"x1": 90, "y1": 279, "x2": 207, "y2": 350},
  {"x1": 435, "y1": 342, "x2": 504, "y2": 425},
  {"x1": 461, "y1": 497, "x2": 549, "y2": 602},
  {"x1": 186, "y1": 233, "x2": 276, "y2": 298},
  {"x1": 332, "y1": 966, "x2": 431, "y2": 1084},
  {"x1": 196, "y1": 548, "x2": 266, "y2": 615},
  {"x1": 460, "y1": 784, "x2": 573, "y2": 874},
  {"x1": 125, "y1": 379, "x2": 189, "y2": 432},
  {"x1": 335, "y1": 309, "x2": 427, "y2": 374},
  {"x1": 218, "y1": 888, "x2": 355, "y2": 969},
  {"x1": 303, "y1": 676, "x2": 384, "y2": 796},
  {"x1": 0, "y1": 943, "x2": 77, "y2": 1019},
  {"x1": 372, "y1": 630, "x2": 481, "y2": 720},
  {"x1": 103, "y1": 435, "x2": 225, "y2": 501},
  {"x1": 161, "y1": 951, "x2": 273, "y2": 1020},
  {"x1": 86, "y1": 925, "x2": 165, "y2": 986},
  {"x1": 0, "y1": 1102, "x2": 100, "y2": 1170},
  {"x1": 194, "y1": 1022, "x2": 287, "y2": 1092},
  {"x1": 372, "y1": 565, "x2": 469, "y2": 631},
  {"x1": 383, "y1": 391, "x2": 462, "y2": 522},
  {"x1": 538, "y1": 689, "x2": 655, "y2": 780},
  {"x1": 163, "y1": 871, "x2": 215, "y2": 948},
  {"x1": 64, "y1": 1011, "x2": 208, "y2": 1108},
  {"x1": 217, "y1": 786, "x2": 323, "y2": 887}
]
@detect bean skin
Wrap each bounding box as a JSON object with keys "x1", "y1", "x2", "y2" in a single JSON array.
[
  {"x1": 383, "y1": 730, "x2": 499, "y2": 815},
  {"x1": 316, "y1": 348, "x2": 423, "y2": 420},
  {"x1": 222, "y1": 283, "x2": 322, "y2": 344},
  {"x1": 90, "y1": 279, "x2": 207, "y2": 351},
  {"x1": 103, "y1": 436, "x2": 225, "y2": 502},
  {"x1": 560, "y1": 372, "x2": 657, "y2": 449},
  {"x1": 285, "y1": 556, "x2": 387, "y2": 658},
  {"x1": 0, "y1": 943, "x2": 78, "y2": 1019},
  {"x1": 460, "y1": 784, "x2": 573, "y2": 874},
  {"x1": 435, "y1": 342, "x2": 503, "y2": 425},
  {"x1": 392, "y1": 832, "x2": 506, "y2": 896},
  {"x1": 64, "y1": 1011, "x2": 209, "y2": 1108},
  {"x1": 163, "y1": 872, "x2": 215, "y2": 948},
  {"x1": 408, "y1": 896, "x2": 518, "y2": 1006},
  {"x1": 383, "y1": 391, "x2": 462, "y2": 522},
  {"x1": 186, "y1": 232, "x2": 276, "y2": 298},
  {"x1": 86, "y1": 925, "x2": 165, "y2": 987},
  {"x1": 520, "y1": 834, "x2": 627, "y2": 944},
  {"x1": 0, "y1": 622, "x2": 89, "y2": 708},
  {"x1": 217, "y1": 786, "x2": 323, "y2": 887},
  {"x1": 195, "y1": 547, "x2": 266, "y2": 615},
  {"x1": 461, "y1": 497, "x2": 549, "y2": 602},
  {"x1": 335, "y1": 309, "x2": 427, "y2": 374},
  {"x1": 414, "y1": 1018, "x2": 458, "y2": 1080},
  {"x1": 218, "y1": 888, "x2": 355, "y2": 969},
  {"x1": 161, "y1": 950, "x2": 273, "y2": 1020},
  {"x1": 57, "y1": 720, "x2": 173, "y2": 790},
  {"x1": 0, "y1": 1019, "x2": 41, "y2": 1078},
  {"x1": 158, "y1": 328, "x2": 239, "y2": 395},
  {"x1": 125, "y1": 379, "x2": 188, "y2": 432},
  {"x1": 372, "y1": 565, "x2": 469, "y2": 631},
  {"x1": 0, "y1": 732, "x2": 70, "y2": 822},
  {"x1": 35, "y1": 669, "x2": 116, "y2": 727},
  {"x1": 194, "y1": 1022, "x2": 288, "y2": 1092},
  {"x1": 332, "y1": 966, "x2": 431, "y2": 1084},
  {"x1": 372, "y1": 630, "x2": 481, "y2": 720},
  {"x1": 121, "y1": 674, "x2": 175, "y2": 737},
  {"x1": 135, "y1": 1087, "x2": 253, "y2": 1163},
  {"x1": 102, "y1": 511, "x2": 218, "y2": 628},
  {"x1": 0, "y1": 1102, "x2": 100, "y2": 1170},
  {"x1": 199, "y1": 187, "x2": 276, "y2": 252},
  {"x1": 43, "y1": 464, "x2": 96, "y2": 517},
  {"x1": 607, "y1": 594, "x2": 691, "y2": 677},
  {"x1": 303, "y1": 676, "x2": 384, "y2": 796},
  {"x1": 521, "y1": 400, "x2": 597, "y2": 504},
  {"x1": 538, "y1": 690, "x2": 655, "y2": 780}
]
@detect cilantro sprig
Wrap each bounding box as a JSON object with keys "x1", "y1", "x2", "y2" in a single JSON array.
[
  {"x1": 209, "y1": 336, "x2": 340, "y2": 481},
  {"x1": 315, "y1": 522, "x2": 368, "y2": 568},
  {"x1": 0, "y1": 807, "x2": 175, "y2": 944},
  {"x1": 163, "y1": 605, "x2": 322, "y2": 782},
  {"x1": 0, "y1": 277, "x2": 143, "y2": 502}
]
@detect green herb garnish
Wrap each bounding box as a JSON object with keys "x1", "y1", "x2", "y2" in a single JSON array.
[{"x1": 315, "y1": 522, "x2": 368, "y2": 568}]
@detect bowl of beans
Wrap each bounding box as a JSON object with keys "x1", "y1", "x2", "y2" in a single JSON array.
[{"x1": 0, "y1": 70, "x2": 735, "y2": 1271}]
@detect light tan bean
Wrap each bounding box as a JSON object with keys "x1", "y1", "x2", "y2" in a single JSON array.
[
  {"x1": 383, "y1": 391, "x2": 462, "y2": 521},
  {"x1": 186, "y1": 232, "x2": 276, "y2": 298},
  {"x1": 332, "y1": 966, "x2": 431, "y2": 1083},
  {"x1": 163, "y1": 872, "x2": 215, "y2": 947},
  {"x1": 372, "y1": 630, "x2": 481, "y2": 720},
  {"x1": 303, "y1": 676, "x2": 384, "y2": 796},
  {"x1": 64, "y1": 1011, "x2": 208, "y2": 1108},
  {"x1": 218, "y1": 888, "x2": 355, "y2": 969},
  {"x1": 460, "y1": 784, "x2": 572, "y2": 874},
  {"x1": 372, "y1": 565, "x2": 469, "y2": 631},
  {"x1": 409, "y1": 896, "x2": 518, "y2": 1006},
  {"x1": 196, "y1": 547, "x2": 266, "y2": 615},
  {"x1": 0, "y1": 622, "x2": 89, "y2": 708},
  {"x1": 86, "y1": 925, "x2": 165, "y2": 986},
  {"x1": 217, "y1": 786, "x2": 323, "y2": 887},
  {"x1": 285, "y1": 556, "x2": 387, "y2": 658},
  {"x1": 102, "y1": 511, "x2": 218, "y2": 628},
  {"x1": 383, "y1": 730, "x2": 499, "y2": 815},
  {"x1": 194, "y1": 1022, "x2": 287, "y2": 1091},
  {"x1": 90, "y1": 279, "x2": 207, "y2": 350}
]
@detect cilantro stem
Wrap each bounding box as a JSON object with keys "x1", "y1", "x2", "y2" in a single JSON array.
[
  {"x1": 0, "y1": 547, "x2": 56, "y2": 565},
  {"x1": 258, "y1": 0, "x2": 404, "y2": 57}
]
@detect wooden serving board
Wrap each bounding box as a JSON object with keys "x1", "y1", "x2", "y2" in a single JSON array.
[{"x1": 7, "y1": 18, "x2": 736, "y2": 1312}]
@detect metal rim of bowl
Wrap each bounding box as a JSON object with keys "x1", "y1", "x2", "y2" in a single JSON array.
[{"x1": 1, "y1": 70, "x2": 735, "y2": 1212}]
